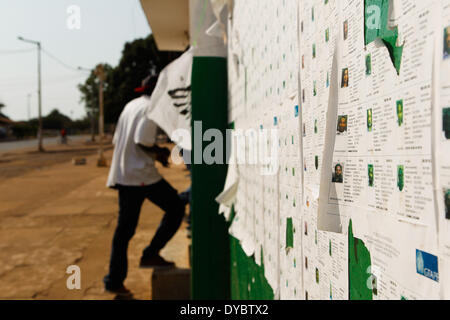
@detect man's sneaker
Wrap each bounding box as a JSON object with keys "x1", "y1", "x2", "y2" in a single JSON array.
[
  {"x1": 105, "y1": 285, "x2": 133, "y2": 297},
  {"x1": 139, "y1": 254, "x2": 176, "y2": 269}
]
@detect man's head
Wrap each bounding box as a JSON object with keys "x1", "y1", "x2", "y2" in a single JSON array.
[
  {"x1": 338, "y1": 116, "x2": 347, "y2": 133},
  {"x1": 445, "y1": 189, "x2": 450, "y2": 213},
  {"x1": 342, "y1": 68, "x2": 349, "y2": 87},
  {"x1": 444, "y1": 107, "x2": 450, "y2": 139},
  {"x1": 335, "y1": 164, "x2": 343, "y2": 177},
  {"x1": 344, "y1": 21, "x2": 348, "y2": 39},
  {"x1": 134, "y1": 75, "x2": 158, "y2": 96}
]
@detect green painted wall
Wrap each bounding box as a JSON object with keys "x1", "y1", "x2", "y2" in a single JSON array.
[
  {"x1": 228, "y1": 208, "x2": 274, "y2": 300},
  {"x1": 191, "y1": 56, "x2": 230, "y2": 300},
  {"x1": 348, "y1": 220, "x2": 373, "y2": 300},
  {"x1": 190, "y1": 57, "x2": 274, "y2": 300},
  {"x1": 230, "y1": 236, "x2": 274, "y2": 300}
]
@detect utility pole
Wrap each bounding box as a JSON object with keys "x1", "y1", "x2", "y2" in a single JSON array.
[
  {"x1": 94, "y1": 64, "x2": 107, "y2": 167},
  {"x1": 18, "y1": 36, "x2": 44, "y2": 152},
  {"x1": 95, "y1": 64, "x2": 105, "y2": 140},
  {"x1": 90, "y1": 112, "x2": 95, "y2": 142},
  {"x1": 77, "y1": 66, "x2": 96, "y2": 142},
  {"x1": 27, "y1": 93, "x2": 31, "y2": 121}
]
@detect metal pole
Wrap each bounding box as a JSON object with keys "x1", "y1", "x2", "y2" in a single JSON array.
[
  {"x1": 77, "y1": 66, "x2": 96, "y2": 142},
  {"x1": 18, "y1": 36, "x2": 44, "y2": 152},
  {"x1": 27, "y1": 93, "x2": 31, "y2": 121},
  {"x1": 95, "y1": 64, "x2": 106, "y2": 167},
  {"x1": 99, "y1": 72, "x2": 104, "y2": 139},
  {"x1": 90, "y1": 112, "x2": 95, "y2": 142},
  {"x1": 37, "y1": 42, "x2": 43, "y2": 152}
]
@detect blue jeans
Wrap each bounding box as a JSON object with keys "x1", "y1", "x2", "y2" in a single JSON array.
[{"x1": 103, "y1": 179, "x2": 185, "y2": 290}]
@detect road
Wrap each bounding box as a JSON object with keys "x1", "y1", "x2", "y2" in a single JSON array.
[
  {"x1": 0, "y1": 135, "x2": 91, "y2": 153},
  {"x1": 0, "y1": 142, "x2": 190, "y2": 299}
]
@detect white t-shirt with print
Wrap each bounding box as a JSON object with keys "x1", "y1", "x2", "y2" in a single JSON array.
[{"x1": 107, "y1": 96, "x2": 162, "y2": 188}]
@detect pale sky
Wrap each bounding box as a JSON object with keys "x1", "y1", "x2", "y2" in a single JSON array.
[{"x1": 0, "y1": 0, "x2": 151, "y2": 121}]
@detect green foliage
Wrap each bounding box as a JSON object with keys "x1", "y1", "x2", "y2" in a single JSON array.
[
  {"x1": 0, "y1": 102, "x2": 7, "y2": 120},
  {"x1": 78, "y1": 64, "x2": 114, "y2": 120},
  {"x1": 10, "y1": 110, "x2": 92, "y2": 139},
  {"x1": 43, "y1": 109, "x2": 72, "y2": 130},
  {"x1": 78, "y1": 34, "x2": 182, "y2": 124},
  {"x1": 11, "y1": 122, "x2": 37, "y2": 139},
  {"x1": 71, "y1": 117, "x2": 91, "y2": 132}
]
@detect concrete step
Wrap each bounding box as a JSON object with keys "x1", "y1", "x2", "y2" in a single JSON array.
[{"x1": 151, "y1": 268, "x2": 191, "y2": 300}]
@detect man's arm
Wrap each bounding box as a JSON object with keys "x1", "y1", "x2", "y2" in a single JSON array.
[{"x1": 138, "y1": 144, "x2": 171, "y2": 167}]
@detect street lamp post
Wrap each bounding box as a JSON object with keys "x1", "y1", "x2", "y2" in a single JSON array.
[
  {"x1": 27, "y1": 93, "x2": 31, "y2": 121},
  {"x1": 18, "y1": 36, "x2": 44, "y2": 152},
  {"x1": 78, "y1": 66, "x2": 96, "y2": 142},
  {"x1": 78, "y1": 64, "x2": 107, "y2": 166},
  {"x1": 95, "y1": 64, "x2": 105, "y2": 140},
  {"x1": 94, "y1": 64, "x2": 106, "y2": 167}
]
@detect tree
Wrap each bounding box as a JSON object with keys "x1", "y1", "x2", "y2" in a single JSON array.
[
  {"x1": 43, "y1": 109, "x2": 72, "y2": 130},
  {"x1": 0, "y1": 102, "x2": 11, "y2": 120},
  {"x1": 78, "y1": 64, "x2": 113, "y2": 120},
  {"x1": 78, "y1": 34, "x2": 182, "y2": 125}
]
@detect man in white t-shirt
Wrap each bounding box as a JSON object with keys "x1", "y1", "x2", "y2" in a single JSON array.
[{"x1": 103, "y1": 76, "x2": 185, "y2": 296}]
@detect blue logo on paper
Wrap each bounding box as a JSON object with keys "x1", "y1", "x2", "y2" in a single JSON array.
[
  {"x1": 295, "y1": 105, "x2": 299, "y2": 117},
  {"x1": 416, "y1": 250, "x2": 439, "y2": 282},
  {"x1": 274, "y1": 117, "x2": 278, "y2": 126}
]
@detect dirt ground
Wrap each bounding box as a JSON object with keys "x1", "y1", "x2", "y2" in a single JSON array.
[{"x1": 0, "y1": 137, "x2": 191, "y2": 300}]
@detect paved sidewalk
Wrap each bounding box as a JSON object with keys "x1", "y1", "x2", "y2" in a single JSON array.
[{"x1": 0, "y1": 144, "x2": 191, "y2": 300}]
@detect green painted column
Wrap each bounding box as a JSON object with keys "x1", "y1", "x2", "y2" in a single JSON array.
[{"x1": 190, "y1": 56, "x2": 230, "y2": 299}]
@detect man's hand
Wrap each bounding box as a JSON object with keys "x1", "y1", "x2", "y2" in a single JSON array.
[
  {"x1": 156, "y1": 147, "x2": 170, "y2": 167},
  {"x1": 138, "y1": 144, "x2": 171, "y2": 167}
]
